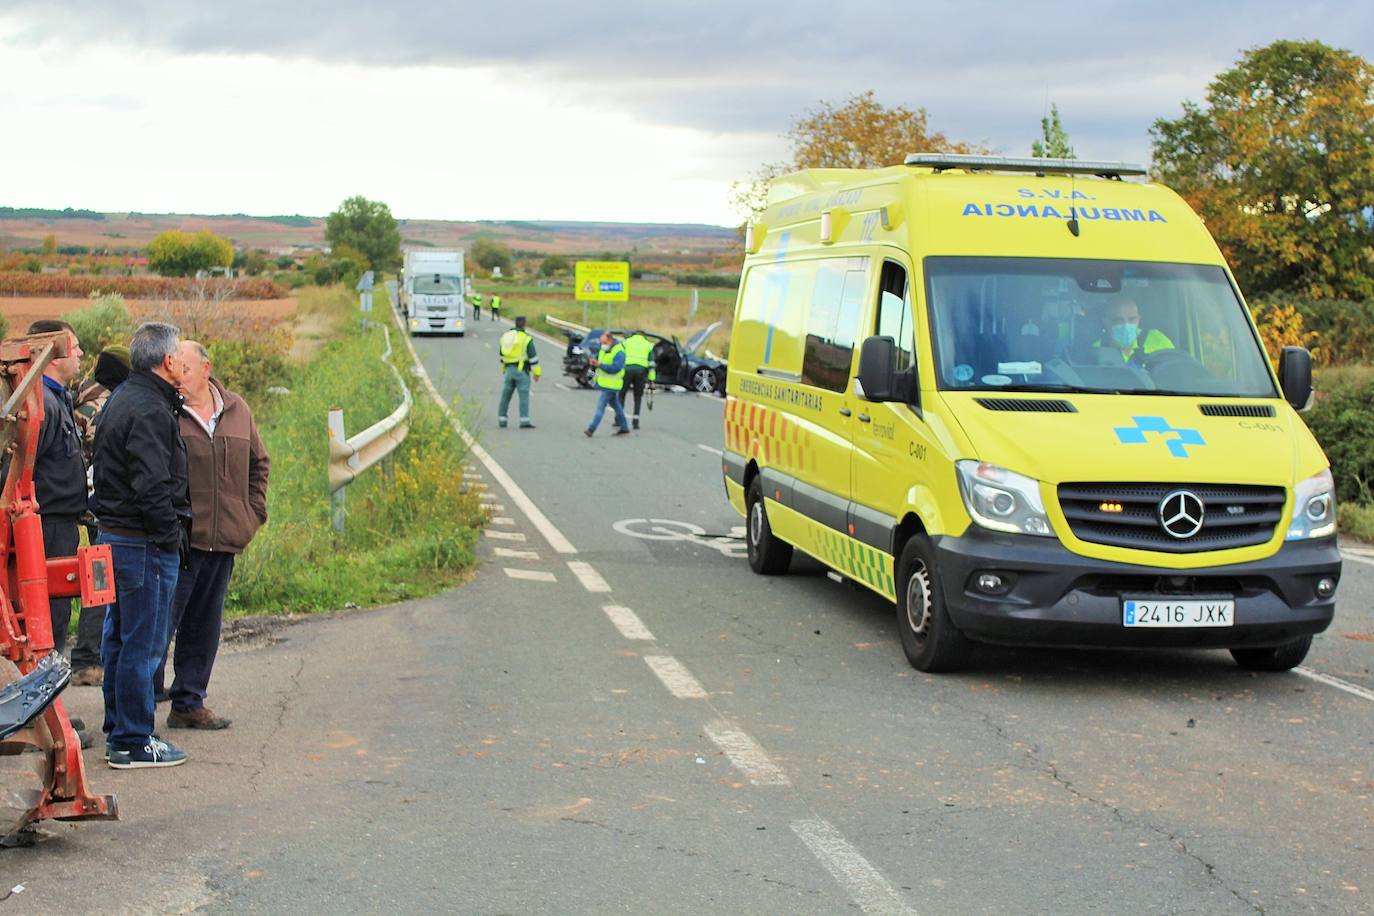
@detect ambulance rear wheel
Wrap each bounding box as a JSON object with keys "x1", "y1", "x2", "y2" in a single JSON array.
[
  {"x1": 896, "y1": 536, "x2": 969, "y2": 672},
  {"x1": 746, "y1": 478, "x2": 792, "y2": 575},
  {"x1": 1230, "y1": 635, "x2": 1311, "y2": 671}
]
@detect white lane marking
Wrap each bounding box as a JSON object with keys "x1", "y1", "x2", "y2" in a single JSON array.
[
  {"x1": 644, "y1": 656, "x2": 708, "y2": 699},
  {"x1": 555, "y1": 383, "x2": 574, "y2": 392},
  {"x1": 479, "y1": 493, "x2": 496, "y2": 502},
  {"x1": 504, "y1": 568, "x2": 557, "y2": 582},
  {"x1": 494, "y1": 547, "x2": 539, "y2": 559},
  {"x1": 567, "y1": 561, "x2": 611, "y2": 593},
  {"x1": 602, "y1": 605, "x2": 655, "y2": 641},
  {"x1": 485, "y1": 503, "x2": 506, "y2": 511},
  {"x1": 485, "y1": 530, "x2": 527, "y2": 542},
  {"x1": 1295, "y1": 667, "x2": 1374, "y2": 703},
  {"x1": 491, "y1": 517, "x2": 517, "y2": 526},
  {"x1": 462, "y1": 473, "x2": 482, "y2": 480},
  {"x1": 697, "y1": 393, "x2": 724, "y2": 403},
  {"x1": 392, "y1": 309, "x2": 579, "y2": 556},
  {"x1": 703, "y1": 720, "x2": 790, "y2": 786},
  {"x1": 1340, "y1": 550, "x2": 1374, "y2": 568},
  {"x1": 791, "y1": 819, "x2": 918, "y2": 916},
  {"x1": 696, "y1": 444, "x2": 724, "y2": 457}
]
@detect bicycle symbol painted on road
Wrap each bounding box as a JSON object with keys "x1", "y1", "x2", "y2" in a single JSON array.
[{"x1": 612, "y1": 518, "x2": 748, "y2": 559}]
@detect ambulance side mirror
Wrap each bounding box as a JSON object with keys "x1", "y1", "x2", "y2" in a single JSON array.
[
  {"x1": 1278, "y1": 346, "x2": 1313, "y2": 411},
  {"x1": 858, "y1": 336, "x2": 897, "y2": 401}
]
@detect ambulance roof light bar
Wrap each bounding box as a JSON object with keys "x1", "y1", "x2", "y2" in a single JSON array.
[{"x1": 905, "y1": 154, "x2": 1148, "y2": 179}]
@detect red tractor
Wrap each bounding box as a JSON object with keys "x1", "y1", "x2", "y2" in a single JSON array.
[{"x1": 0, "y1": 331, "x2": 117, "y2": 841}]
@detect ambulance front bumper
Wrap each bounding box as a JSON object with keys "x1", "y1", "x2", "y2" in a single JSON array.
[{"x1": 932, "y1": 530, "x2": 1340, "y2": 649}]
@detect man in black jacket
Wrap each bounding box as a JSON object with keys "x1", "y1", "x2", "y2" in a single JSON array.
[
  {"x1": 21, "y1": 321, "x2": 93, "y2": 665},
  {"x1": 94, "y1": 321, "x2": 193, "y2": 769}
]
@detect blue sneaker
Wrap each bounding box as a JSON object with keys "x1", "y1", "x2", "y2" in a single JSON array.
[{"x1": 107, "y1": 737, "x2": 188, "y2": 769}]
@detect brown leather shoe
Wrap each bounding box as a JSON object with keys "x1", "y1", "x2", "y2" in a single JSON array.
[
  {"x1": 71, "y1": 666, "x2": 103, "y2": 687},
  {"x1": 167, "y1": 707, "x2": 232, "y2": 730}
]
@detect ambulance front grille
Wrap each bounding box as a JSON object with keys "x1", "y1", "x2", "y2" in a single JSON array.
[
  {"x1": 1057, "y1": 482, "x2": 1286, "y2": 554},
  {"x1": 1198, "y1": 404, "x2": 1276, "y2": 417},
  {"x1": 974, "y1": 397, "x2": 1077, "y2": 413}
]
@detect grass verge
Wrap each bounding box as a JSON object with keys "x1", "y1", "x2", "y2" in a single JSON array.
[
  {"x1": 226, "y1": 287, "x2": 486, "y2": 616},
  {"x1": 1339, "y1": 502, "x2": 1374, "y2": 544}
]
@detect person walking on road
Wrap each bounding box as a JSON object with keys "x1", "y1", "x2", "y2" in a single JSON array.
[
  {"x1": 489, "y1": 294, "x2": 502, "y2": 322},
  {"x1": 94, "y1": 322, "x2": 192, "y2": 769},
  {"x1": 619, "y1": 330, "x2": 656, "y2": 431},
  {"x1": 584, "y1": 330, "x2": 630, "y2": 437},
  {"x1": 497, "y1": 316, "x2": 541, "y2": 429},
  {"x1": 470, "y1": 291, "x2": 483, "y2": 321},
  {"x1": 153, "y1": 340, "x2": 270, "y2": 731}
]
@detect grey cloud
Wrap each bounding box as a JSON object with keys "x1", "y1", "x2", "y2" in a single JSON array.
[{"x1": 5, "y1": 0, "x2": 1372, "y2": 164}]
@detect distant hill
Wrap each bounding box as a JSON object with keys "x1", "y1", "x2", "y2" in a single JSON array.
[{"x1": 0, "y1": 209, "x2": 739, "y2": 263}]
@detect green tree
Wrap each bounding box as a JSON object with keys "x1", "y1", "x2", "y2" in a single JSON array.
[
  {"x1": 1031, "y1": 103, "x2": 1075, "y2": 158},
  {"x1": 471, "y1": 238, "x2": 513, "y2": 274},
  {"x1": 40, "y1": 233, "x2": 57, "y2": 255},
  {"x1": 539, "y1": 255, "x2": 570, "y2": 276},
  {"x1": 1151, "y1": 39, "x2": 1374, "y2": 300},
  {"x1": 731, "y1": 90, "x2": 988, "y2": 222},
  {"x1": 147, "y1": 229, "x2": 233, "y2": 276},
  {"x1": 324, "y1": 196, "x2": 401, "y2": 273}
]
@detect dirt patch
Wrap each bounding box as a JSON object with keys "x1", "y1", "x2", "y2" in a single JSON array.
[{"x1": 222, "y1": 614, "x2": 300, "y2": 649}]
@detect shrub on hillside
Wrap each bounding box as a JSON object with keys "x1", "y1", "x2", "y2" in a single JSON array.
[
  {"x1": 1305, "y1": 373, "x2": 1374, "y2": 504},
  {"x1": 674, "y1": 272, "x2": 739, "y2": 289},
  {"x1": 62, "y1": 293, "x2": 136, "y2": 358}
]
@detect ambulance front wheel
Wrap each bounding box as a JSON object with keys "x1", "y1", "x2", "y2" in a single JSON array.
[
  {"x1": 1230, "y1": 635, "x2": 1311, "y2": 672},
  {"x1": 896, "y1": 536, "x2": 970, "y2": 672},
  {"x1": 746, "y1": 478, "x2": 792, "y2": 575}
]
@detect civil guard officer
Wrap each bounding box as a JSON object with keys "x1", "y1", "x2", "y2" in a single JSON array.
[{"x1": 496, "y1": 316, "x2": 540, "y2": 429}]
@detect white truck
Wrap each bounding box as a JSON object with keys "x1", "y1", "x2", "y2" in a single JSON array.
[{"x1": 400, "y1": 249, "x2": 467, "y2": 336}]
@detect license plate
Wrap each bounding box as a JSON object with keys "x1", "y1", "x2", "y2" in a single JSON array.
[{"x1": 1122, "y1": 598, "x2": 1234, "y2": 628}]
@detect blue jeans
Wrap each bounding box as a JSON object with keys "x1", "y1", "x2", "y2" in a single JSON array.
[
  {"x1": 497, "y1": 366, "x2": 532, "y2": 425},
  {"x1": 99, "y1": 533, "x2": 180, "y2": 750},
  {"x1": 587, "y1": 387, "x2": 629, "y2": 433}
]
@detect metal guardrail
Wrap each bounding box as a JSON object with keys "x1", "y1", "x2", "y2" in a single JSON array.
[
  {"x1": 545, "y1": 315, "x2": 590, "y2": 335},
  {"x1": 327, "y1": 322, "x2": 412, "y2": 532}
]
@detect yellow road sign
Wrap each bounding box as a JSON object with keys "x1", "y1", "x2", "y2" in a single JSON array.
[{"x1": 574, "y1": 261, "x2": 630, "y2": 302}]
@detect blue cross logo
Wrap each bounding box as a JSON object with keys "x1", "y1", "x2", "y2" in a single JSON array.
[{"x1": 1114, "y1": 416, "x2": 1206, "y2": 458}]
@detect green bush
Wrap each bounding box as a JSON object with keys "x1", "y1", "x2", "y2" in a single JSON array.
[
  {"x1": 1251, "y1": 293, "x2": 1374, "y2": 366},
  {"x1": 208, "y1": 338, "x2": 290, "y2": 412},
  {"x1": 62, "y1": 293, "x2": 136, "y2": 359},
  {"x1": 1305, "y1": 373, "x2": 1374, "y2": 503},
  {"x1": 674, "y1": 271, "x2": 739, "y2": 289}
]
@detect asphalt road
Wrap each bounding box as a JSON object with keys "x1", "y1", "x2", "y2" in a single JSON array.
[{"x1": 4, "y1": 310, "x2": 1372, "y2": 914}]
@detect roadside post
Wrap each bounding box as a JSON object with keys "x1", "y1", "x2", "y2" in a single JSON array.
[
  {"x1": 689, "y1": 288, "x2": 699, "y2": 322},
  {"x1": 356, "y1": 270, "x2": 375, "y2": 329},
  {"x1": 574, "y1": 260, "x2": 630, "y2": 332}
]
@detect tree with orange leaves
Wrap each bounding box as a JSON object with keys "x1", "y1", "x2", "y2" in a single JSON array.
[
  {"x1": 1151, "y1": 40, "x2": 1374, "y2": 301},
  {"x1": 731, "y1": 91, "x2": 987, "y2": 223}
]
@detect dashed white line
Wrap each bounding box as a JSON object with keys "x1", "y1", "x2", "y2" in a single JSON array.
[
  {"x1": 791, "y1": 819, "x2": 918, "y2": 916},
  {"x1": 644, "y1": 656, "x2": 708, "y2": 699},
  {"x1": 1295, "y1": 667, "x2": 1374, "y2": 703},
  {"x1": 503, "y1": 568, "x2": 557, "y2": 582},
  {"x1": 490, "y1": 517, "x2": 517, "y2": 526},
  {"x1": 703, "y1": 720, "x2": 790, "y2": 786},
  {"x1": 567, "y1": 561, "x2": 611, "y2": 593},
  {"x1": 696, "y1": 444, "x2": 724, "y2": 457},
  {"x1": 391, "y1": 310, "x2": 579, "y2": 556},
  {"x1": 555, "y1": 383, "x2": 574, "y2": 392},
  {"x1": 494, "y1": 547, "x2": 539, "y2": 559},
  {"x1": 484, "y1": 531, "x2": 527, "y2": 542},
  {"x1": 486, "y1": 504, "x2": 506, "y2": 512},
  {"x1": 602, "y1": 605, "x2": 655, "y2": 641}
]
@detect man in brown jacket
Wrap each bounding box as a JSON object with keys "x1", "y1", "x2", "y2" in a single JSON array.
[{"x1": 154, "y1": 340, "x2": 269, "y2": 729}]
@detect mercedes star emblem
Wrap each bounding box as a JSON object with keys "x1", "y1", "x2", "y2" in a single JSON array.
[{"x1": 1159, "y1": 489, "x2": 1205, "y2": 539}]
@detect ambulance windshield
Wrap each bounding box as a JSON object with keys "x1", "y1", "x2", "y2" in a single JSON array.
[{"x1": 924, "y1": 257, "x2": 1277, "y2": 398}]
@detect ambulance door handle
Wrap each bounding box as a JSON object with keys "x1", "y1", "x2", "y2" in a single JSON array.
[
  {"x1": 857, "y1": 414, "x2": 872, "y2": 423},
  {"x1": 838, "y1": 408, "x2": 852, "y2": 417}
]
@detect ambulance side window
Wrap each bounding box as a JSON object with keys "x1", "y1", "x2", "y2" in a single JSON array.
[
  {"x1": 802, "y1": 259, "x2": 867, "y2": 392},
  {"x1": 876, "y1": 261, "x2": 915, "y2": 373}
]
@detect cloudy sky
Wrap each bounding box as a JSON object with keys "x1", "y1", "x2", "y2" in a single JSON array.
[{"x1": 1, "y1": 1, "x2": 1370, "y2": 226}]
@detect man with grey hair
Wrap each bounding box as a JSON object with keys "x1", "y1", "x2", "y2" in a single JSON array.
[
  {"x1": 153, "y1": 339, "x2": 269, "y2": 731},
  {"x1": 93, "y1": 321, "x2": 193, "y2": 768}
]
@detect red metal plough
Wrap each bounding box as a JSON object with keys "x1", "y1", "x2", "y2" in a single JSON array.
[{"x1": 0, "y1": 331, "x2": 117, "y2": 840}]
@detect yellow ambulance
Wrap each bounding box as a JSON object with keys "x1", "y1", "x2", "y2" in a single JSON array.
[{"x1": 723, "y1": 154, "x2": 1340, "y2": 673}]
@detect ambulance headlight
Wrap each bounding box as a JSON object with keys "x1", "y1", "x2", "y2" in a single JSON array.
[
  {"x1": 1286, "y1": 468, "x2": 1336, "y2": 540},
  {"x1": 956, "y1": 460, "x2": 1056, "y2": 538}
]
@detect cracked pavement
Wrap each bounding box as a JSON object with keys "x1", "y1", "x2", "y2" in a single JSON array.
[{"x1": 3, "y1": 320, "x2": 1371, "y2": 913}]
